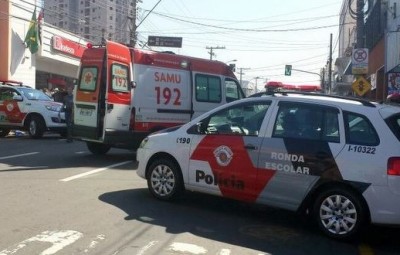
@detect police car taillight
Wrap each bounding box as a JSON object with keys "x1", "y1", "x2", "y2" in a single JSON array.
[{"x1": 388, "y1": 157, "x2": 400, "y2": 176}]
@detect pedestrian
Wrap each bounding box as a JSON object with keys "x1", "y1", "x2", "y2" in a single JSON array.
[{"x1": 63, "y1": 86, "x2": 74, "y2": 142}]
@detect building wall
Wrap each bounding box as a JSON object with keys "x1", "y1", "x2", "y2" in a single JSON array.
[
  {"x1": 0, "y1": 0, "x2": 10, "y2": 81},
  {"x1": 7, "y1": 0, "x2": 37, "y2": 85},
  {"x1": 0, "y1": 0, "x2": 87, "y2": 88},
  {"x1": 44, "y1": 0, "x2": 133, "y2": 44}
]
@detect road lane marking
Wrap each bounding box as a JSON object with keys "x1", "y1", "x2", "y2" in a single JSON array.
[
  {"x1": 168, "y1": 242, "x2": 207, "y2": 254},
  {"x1": 0, "y1": 230, "x2": 82, "y2": 255},
  {"x1": 60, "y1": 160, "x2": 133, "y2": 182},
  {"x1": 136, "y1": 241, "x2": 159, "y2": 255},
  {"x1": 0, "y1": 152, "x2": 39, "y2": 160}
]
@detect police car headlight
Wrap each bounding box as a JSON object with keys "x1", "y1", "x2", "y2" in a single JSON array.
[
  {"x1": 46, "y1": 105, "x2": 62, "y2": 112},
  {"x1": 139, "y1": 137, "x2": 149, "y2": 148}
]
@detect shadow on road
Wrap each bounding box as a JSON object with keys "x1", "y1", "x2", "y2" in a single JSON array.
[{"x1": 99, "y1": 188, "x2": 400, "y2": 255}]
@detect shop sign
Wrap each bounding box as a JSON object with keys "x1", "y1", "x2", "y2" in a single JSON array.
[{"x1": 52, "y1": 36, "x2": 85, "y2": 58}]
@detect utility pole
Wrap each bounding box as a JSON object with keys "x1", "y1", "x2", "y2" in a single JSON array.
[
  {"x1": 328, "y1": 33, "x2": 333, "y2": 94},
  {"x1": 206, "y1": 46, "x2": 225, "y2": 60},
  {"x1": 236, "y1": 67, "x2": 250, "y2": 87},
  {"x1": 356, "y1": 0, "x2": 365, "y2": 48},
  {"x1": 128, "y1": 0, "x2": 137, "y2": 47}
]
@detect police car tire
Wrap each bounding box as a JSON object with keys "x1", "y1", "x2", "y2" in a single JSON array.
[
  {"x1": 147, "y1": 159, "x2": 183, "y2": 201},
  {"x1": 28, "y1": 116, "x2": 45, "y2": 138},
  {"x1": 0, "y1": 128, "x2": 10, "y2": 137},
  {"x1": 313, "y1": 188, "x2": 366, "y2": 240}
]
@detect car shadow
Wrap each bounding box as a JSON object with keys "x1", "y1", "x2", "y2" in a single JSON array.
[{"x1": 98, "y1": 188, "x2": 400, "y2": 254}]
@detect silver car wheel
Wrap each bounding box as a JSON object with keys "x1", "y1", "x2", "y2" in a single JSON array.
[
  {"x1": 29, "y1": 119, "x2": 37, "y2": 135},
  {"x1": 150, "y1": 164, "x2": 176, "y2": 197},
  {"x1": 319, "y1": 194, "x2": 357, "y2": 235}
]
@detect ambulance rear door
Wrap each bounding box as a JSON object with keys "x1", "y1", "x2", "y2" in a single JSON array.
[
  {"x1": 103, "y1": 41, "x2": 132, "y2": 140},
  {"x1": 74, "y1": 46, "x2": 105, "y2": 140}
]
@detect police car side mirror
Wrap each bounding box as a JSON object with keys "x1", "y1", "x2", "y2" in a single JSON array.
[
  {"x1": 187, "y1": 122, "x2": 206, "y2": 134},
  {"x1": 13, "y1": 95, "x2": 23, "y2": 101}
]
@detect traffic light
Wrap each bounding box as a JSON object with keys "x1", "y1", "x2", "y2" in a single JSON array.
[{"x1": 285, "y1": 65, "x2": 292, "y2": 76}]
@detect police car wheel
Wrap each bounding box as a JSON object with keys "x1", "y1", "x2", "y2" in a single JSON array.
[
  {"x1": 147, "y1": 159, "x2": 183, "y2": 201},
  {"x1": 0, "y1": 128, "x2": 10, "y2": 137},
  {"x1": 28, "y1": 116, "x2": 45, "y2": 138},
  {"x1": 313, "y1": 188, "x2": 366, "y2": 240}
]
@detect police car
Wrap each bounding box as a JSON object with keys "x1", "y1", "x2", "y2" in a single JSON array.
[
  {"x1": 0, "y1": 81, "x2": 66, "y2": 138},
  {"x1": 136, "y1": 92, "x2": 400, "y2": 240}
]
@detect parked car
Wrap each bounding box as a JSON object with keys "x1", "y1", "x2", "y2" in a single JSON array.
[
  {"x1": 0, "y1": 80, "x2": 66, "y2": 138},
  {"x1": 136, "y1": 91, "x2": 400, "y2": 240}
]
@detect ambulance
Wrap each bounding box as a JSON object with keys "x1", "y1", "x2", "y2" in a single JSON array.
[{"x1": 73, "y1": 41, "x2": 245, "y2": 154}]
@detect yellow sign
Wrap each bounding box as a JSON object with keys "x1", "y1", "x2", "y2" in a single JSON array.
[{"x1": 352, "y1": 76, "x2": 371, "y2": 96}]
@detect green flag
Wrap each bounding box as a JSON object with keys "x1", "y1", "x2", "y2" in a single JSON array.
[{"x1": 24, "y1": 8, "x2": 39, "y2": 54}]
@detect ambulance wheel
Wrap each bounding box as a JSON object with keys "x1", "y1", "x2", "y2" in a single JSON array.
[
  {"x1": 0, "y1": 128, "x2": 10, "y2": 137},
  {"x1": 313, "y1": 187, "x2": 366, "y2": 240},
  {"x1": 87, "y1": 142, "x2": 111, "y2": 155},
  {"x1": 147, "y1": 158, "x2": 183, "y2": 201},
  {"x1": 28, "y1": 115, "x2": 45, "y2": 138}
]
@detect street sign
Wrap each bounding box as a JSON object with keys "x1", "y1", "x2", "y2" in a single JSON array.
[
  {"x1": 148, "y1": 36, "x2": 183, "y2": 48},
  {"x1": 352, "y1": 76, "x2": 371, "y2": 96},
  {"x1": 352, "y1": 48, "x2": 368, "y2": 74}
]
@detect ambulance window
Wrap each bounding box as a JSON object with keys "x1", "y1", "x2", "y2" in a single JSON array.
[
  {"x1": 79, "y1": 67, "x2": 97, "y2": 91},
  {"x1": 111, "y1": 64, "x2": 129, "y2": 92},
  {"x1": 225, "y1": 79, "x2": 243, "y2": 102},
  {"x1": 195, "y1": 74, "x2": 221, "y2": 103}
]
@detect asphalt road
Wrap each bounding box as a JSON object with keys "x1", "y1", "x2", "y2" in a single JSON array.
[{"x1": 0, "y1": 133, "x2": 399, "y2": 255}]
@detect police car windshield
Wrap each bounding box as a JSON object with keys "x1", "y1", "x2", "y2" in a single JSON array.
[{"x1": 19, "y1": 88, "x2": 52, "y2": 101}]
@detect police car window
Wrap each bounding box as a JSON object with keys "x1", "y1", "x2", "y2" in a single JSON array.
[
  {"x1": 272, "y1": 103, "x2": 340, "y2": 142},
  {"x1": 344, "y1": 112, "x2": 379, "y2": 146},
  {"x1": 385, "y1": 113, "x2": 400, "y2": 141},
  {"x1": 206, "y1": 102, "x2": 270, "y2": 136},
  {"x1": 19, "y1": 88, "x2": 51, "y2": 101},
  {"x1": 0, "y1": 88, "x2": 17, "y2": 101},
  {"x1": 195, "y1": 74, "x2": 222, "y2": 103}
]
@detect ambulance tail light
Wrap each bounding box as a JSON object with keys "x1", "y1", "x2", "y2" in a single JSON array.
[
  {"x1": 387, "y1": 157, "x2": 400, "y2": 176},
  {"x1": 129, "y1": 107, "x2": 136, "y2": 130}
]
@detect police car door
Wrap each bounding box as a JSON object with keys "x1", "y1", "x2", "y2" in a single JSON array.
[
  {"x1": 257, "y1": 102, "x2": 345, "y2": 211},
  {"x1": 103, "y1": 41, "x2": 132, "y2": 135},
  {"x1": 188, "y1": 100, "x2": 271, "y2": 203}
]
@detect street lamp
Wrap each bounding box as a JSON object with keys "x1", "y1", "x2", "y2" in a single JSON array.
[{"x1": 225, "y1": 59, "x2": 237, "y2": 64}]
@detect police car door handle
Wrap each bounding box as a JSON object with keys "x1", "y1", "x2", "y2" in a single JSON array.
[
  {"x1": 244, "y1": 144, "x2": 258, "y2": 150},
  {"x1": 107, "y1": 104, "x2": 113, "y2": 110}
]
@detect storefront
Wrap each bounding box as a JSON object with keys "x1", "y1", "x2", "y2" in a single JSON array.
[{"x1": 0, "y1": 1, "x2": 87, "y2": 91}]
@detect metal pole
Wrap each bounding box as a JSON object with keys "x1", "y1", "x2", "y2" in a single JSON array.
[{"x1": 328, "y1": 33, "x2": 333, "y2": 94}]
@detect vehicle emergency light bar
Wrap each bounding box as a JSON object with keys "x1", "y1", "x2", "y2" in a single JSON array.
[{"x1": 0, "y1": 80, "x2": 23, "y2": 86}]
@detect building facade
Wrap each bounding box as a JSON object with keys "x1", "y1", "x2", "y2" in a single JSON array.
[
  {"x1": 44, "y1": 0, "x2": 135, "y2": 45},
  {"x1": 335, "y1": 0, "x2": 400, "y2": 101},
  {"x1": 0, "y1": 0, "x2": 88, "y2": 90}
]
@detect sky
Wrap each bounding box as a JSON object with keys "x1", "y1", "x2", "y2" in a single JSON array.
[{"x1": 137, "y1": 0, "x2": 343, "y2": 91}]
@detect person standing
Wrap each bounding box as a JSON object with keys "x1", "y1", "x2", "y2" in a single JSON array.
[{"x1": 63, "y1": 86, "x2": 74, "y2": 142}]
